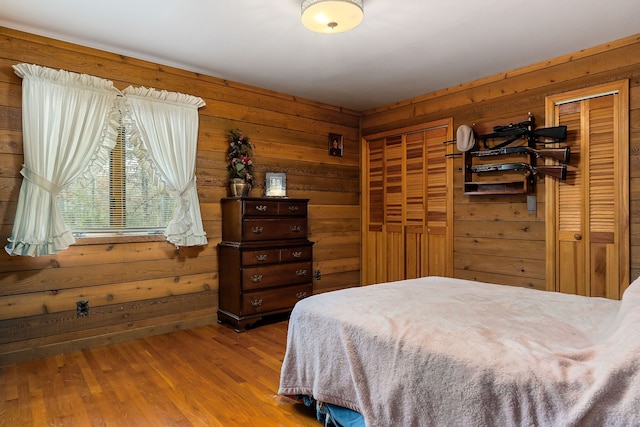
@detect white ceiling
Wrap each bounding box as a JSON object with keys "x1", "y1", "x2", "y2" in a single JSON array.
[{"x1": 1, "y1": 0, "x2": 639, "y2": 111}]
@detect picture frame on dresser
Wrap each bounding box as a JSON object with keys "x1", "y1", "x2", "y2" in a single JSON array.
[{"x1": 265, "y1": 172, "x2": 287, "y2": 197}]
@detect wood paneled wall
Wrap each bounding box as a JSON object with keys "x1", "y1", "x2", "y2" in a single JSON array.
[
  {"x1": 0, "y1": 27, "x2": 361, "y2": 366},
  {"x1": 3, "y1": 26, "x2": 639, "y2": 366},
  {"x1": 362, "y1": 33, "x2": 640, "y2": 291}
]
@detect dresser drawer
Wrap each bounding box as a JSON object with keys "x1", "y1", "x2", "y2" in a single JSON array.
[
  {"x1": 243, "y1": 199, "x2": 307, "y2": 217},
  {"x1": 242, "y1": 218, "x2": 307, "y2": 241},
  {"x1": 276, "y1": 201, "x2": 307, "y2": 216},
  {"x1": 280, "y1": 245, "x2": 312, "y2": 262},
  {"x1": 244, "y1": 200, "x2": 280, "y2": 216},
  {"x1": 242, "y1": 245, "x2": 312, "y2": 266},
  {"x1": 242, "y1": 261, "x2": 312, "y2": 290},
  {"x1": 242, "y1": 284, "x2": 312, "y2": 315},
  {"x1": 242, "y1": 248, "x2": 281, "y2": 266}
]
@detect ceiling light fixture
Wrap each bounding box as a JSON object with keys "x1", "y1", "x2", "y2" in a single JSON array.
[{"x1": 301, "y1": 0, "x2": 364, "y2": 34}]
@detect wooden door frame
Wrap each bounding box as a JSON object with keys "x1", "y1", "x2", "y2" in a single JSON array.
[{"x1": 544, "y1": 80, "x2": 629, "y2": 297}]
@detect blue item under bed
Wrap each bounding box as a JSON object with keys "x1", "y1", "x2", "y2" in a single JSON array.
[
  {"x1": 298, "y1": 395, "x2": 365, "y2": 427},
  {"x1": 323, "y1": 403, "x2": 365, "y2": 427}
]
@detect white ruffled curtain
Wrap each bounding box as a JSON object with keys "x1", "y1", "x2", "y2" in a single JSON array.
[
  {"x1": 122, "y1": 86, "x2": 207, "y2": 247},
  {"x1": 6, "y1": 64, "x2": 209, "y2": 256},
  {"x1": 5, "y1": 64, "x2": 120, "y2": 256}
]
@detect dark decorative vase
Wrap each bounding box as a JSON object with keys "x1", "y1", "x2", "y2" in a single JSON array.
[{"x1": 230, "y1": 178, "x2": 251, "y2": 197}]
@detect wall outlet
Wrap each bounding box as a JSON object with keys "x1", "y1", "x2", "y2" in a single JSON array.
[
  {"x1": 76, "y1": 300, "x2": 89, "y2": 316},
  {"x1": 527, "y1": 195, "x2": 537, "y2": 213}
]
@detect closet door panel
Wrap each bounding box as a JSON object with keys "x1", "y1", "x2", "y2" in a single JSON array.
[
  {"x1": 405, "y1": 132, "x2": 425, "y2": 279},
  {"x1": 385, "y1": 135, "x2": 405, "y2": 282},
  {"x1": 588, "y1": 96, "x2": 617, "y2": 297},
  {"x1": 362, "y1": 119, "x2": 453, "y2": 285},
  {"x1": 425, "y1": 126, "x2": 449, "y2": 276},
  {"x1": 366, "y1": 139, "x2": 385, "y2": 284},
  {"x1": 556, "y1": 102, "x2": 585, "y2": 295},
  {"x1": 545, "y1": 80, "x2": 628, "y2": 299}
]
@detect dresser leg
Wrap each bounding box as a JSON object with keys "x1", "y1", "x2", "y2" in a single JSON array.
[{"x1": 217, "y1": 309, "x2": 260, "y2": 333}]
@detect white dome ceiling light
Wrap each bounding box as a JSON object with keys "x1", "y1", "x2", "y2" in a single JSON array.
[{"x1": 301, "y1": 0, "x2": 364, "y2": 34}]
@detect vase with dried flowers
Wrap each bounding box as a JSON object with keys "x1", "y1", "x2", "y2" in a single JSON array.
[{"x1": 227, "y1": 128, "x2": 254, "y2": 197}]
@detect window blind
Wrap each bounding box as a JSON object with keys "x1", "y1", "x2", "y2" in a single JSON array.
[{"x1": 58, "y1": 126, "x2": 176, "y2": 234}]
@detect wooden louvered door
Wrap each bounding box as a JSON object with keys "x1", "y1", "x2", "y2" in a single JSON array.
[
  {"x1": 362, "y1": 119, "x2": 453, "y2": 285},
  {"x1": 367, "y1": 138, "x2": 386, "y2": 282},
  {"x1": 404, "y1": 128, "x2": 450, "y2": 279},
  {"x1": 545, "y1": 81, "x2": 629, "y2": 298},
  {"x1": 385, "y1": 135, "x2": 404, "y2": 280}
]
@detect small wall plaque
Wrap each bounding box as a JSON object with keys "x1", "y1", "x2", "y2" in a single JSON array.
[{"x1": 329, "y1": 133, "x2": 343, "y2": 157}]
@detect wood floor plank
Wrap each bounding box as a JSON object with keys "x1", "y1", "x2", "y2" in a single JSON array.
[{"x1": 0, "y1": 319, "x2": 318, "y2": 426}]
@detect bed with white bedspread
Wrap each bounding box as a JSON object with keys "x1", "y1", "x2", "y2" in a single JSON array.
[{"x1": 278, "y1": 276, "x2": 640, "y2": 426}]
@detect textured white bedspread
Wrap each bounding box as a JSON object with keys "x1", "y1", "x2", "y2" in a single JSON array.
[{"x1": 278, "y1": 276, "x2": 640, "y2": 426}]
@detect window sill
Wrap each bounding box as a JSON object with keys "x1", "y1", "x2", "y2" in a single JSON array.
[{"x1": 73, "y1": 232, "x2": 167, "y2": 246}]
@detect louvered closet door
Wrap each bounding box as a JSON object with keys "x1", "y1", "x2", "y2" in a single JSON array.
[
  {"x1": 385, "y1": 135, "x2": 405, "y2": 281},
  {"x1": 362, "y1": 119, "x2": 453, "y2": 285},
  {"x1": 555, "y1": 101, "x2": 585, "y2": 295},
  {"x1": 545, "y1": 81, "x2": 629, "y2": 298},
  {"x1": 404, "y1": 131, "x2": 424, "y2": 279},
  {"x1": 421, "y1": 126, "x2": 449, "y2": 278},
  {"x1": 366, "y1": 138, "x2": 386, "y2": 283}
]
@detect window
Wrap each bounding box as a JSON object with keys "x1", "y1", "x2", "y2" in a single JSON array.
[
  {"x1": 8, "y1": 64, "x2": 206, "y2": 256},
  {"x1": 58, "y1": 125, "x2": 176, "y2": 236}
]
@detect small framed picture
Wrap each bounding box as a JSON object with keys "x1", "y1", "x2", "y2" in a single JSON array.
[
  {"x1": 265, "y1": 172, "x2": 287, "y2": 197},
  {"x1": 329, "y1": 133, "x2": 343, "y2": 157}
]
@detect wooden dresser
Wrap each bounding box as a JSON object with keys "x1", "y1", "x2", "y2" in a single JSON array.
[{"x1": 217, "y1": 197, "x2": 314, "y2": 332}]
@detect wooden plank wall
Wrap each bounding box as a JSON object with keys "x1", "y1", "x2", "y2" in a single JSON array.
[
  {"x1": 0, "y1": 27, "x2": 361, "y2": 366},
  {"x1": 362, "y1": 33, "x2": 640, "y2": 291}
]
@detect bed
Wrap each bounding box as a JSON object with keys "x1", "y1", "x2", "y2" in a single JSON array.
[{"x1": 278, "y1": 276, "x2": 640, "y2": 426}]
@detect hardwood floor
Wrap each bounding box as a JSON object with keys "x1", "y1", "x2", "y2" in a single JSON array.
[{"x1": 0, "y1": 318, "x2": 320, "y2": 426}]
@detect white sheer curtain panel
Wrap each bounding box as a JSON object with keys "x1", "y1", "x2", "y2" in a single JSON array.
[
  {"x1": 122, "y1": 86, "x2": 207, "y2": 247},
  {"x1": 6, "y1": 64, "x2": 120, "y2": 256}
]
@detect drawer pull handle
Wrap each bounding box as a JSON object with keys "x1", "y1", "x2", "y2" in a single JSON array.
[
  {"x1": 296, "y1": 292, "x2": 308, "y2": 299},
  {"x1": 296, "y1": 269, "x2": 307, "y2": 277},
  {"x1": 256, "y1": 254, "x2": 268, "y2": 261},
  {"x1": 255, "y1": 205, "x2": 268, "y2": 212},
  {"x1": 288, "y1": 205, "x2": 299, "y2": 212},
  {"x1": 250, "y1": 299, "x2": 263, "y2": 307},
  {"x1": 292, "y1": 251, "x2": 302, "y2": 258},
  {"x1": 251, "y1": 275, "x2": 263, "y2": 283},
  {"x1": 291, "y1": 225, "x2": 302, "y2": 232},
  {"x1": 251, "y1": 226, "x2": 264, "y2": 234}
]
